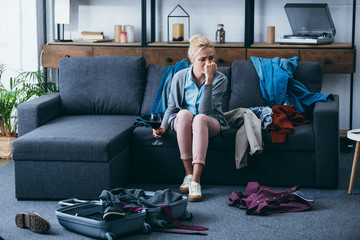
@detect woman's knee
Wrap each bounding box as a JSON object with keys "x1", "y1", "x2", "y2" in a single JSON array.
[
  {"x1": 176, "y1": 110, "x2": 194, "y2": 124},
  {"x1": 177, "y1": 109, "x2": 193, "y2": 120},
  {"x1": 174, "y1": 110, "x2": 194, "y2": 132},
  {"x1": 193, "y1": 114, "x2": 208, "y2": 126}
]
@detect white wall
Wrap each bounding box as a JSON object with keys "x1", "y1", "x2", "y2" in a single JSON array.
[{"x1": 2, "y1": 0, "x2": 359, "y2": 129}]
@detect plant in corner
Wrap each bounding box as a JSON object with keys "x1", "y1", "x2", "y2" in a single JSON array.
[{"x1": 0, "y1": 64, "x2": 58, "y2": 158}]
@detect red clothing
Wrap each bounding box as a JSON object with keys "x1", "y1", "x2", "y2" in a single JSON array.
[{"x1": 268, "y1": 105, "x2": 309, "y2": 143}]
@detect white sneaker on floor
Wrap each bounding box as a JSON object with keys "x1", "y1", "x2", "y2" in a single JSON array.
[
  {"x1": 188, "y1": 181, "x2": 202, "y2": 202},
  {"x1": 179, "y1": 174, "x2": 193, "y2": 194}
]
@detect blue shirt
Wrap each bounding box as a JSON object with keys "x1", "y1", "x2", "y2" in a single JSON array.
[{"x1": 184, "y1": 67, "x2": 205, "y2": 115}]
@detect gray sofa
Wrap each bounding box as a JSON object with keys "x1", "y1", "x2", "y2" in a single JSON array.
[{"x1": 13, "y1": 56, "x2": 339, "y2": 200}]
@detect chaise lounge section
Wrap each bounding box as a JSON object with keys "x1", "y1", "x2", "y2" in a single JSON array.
[{"x1": 12, "y1": 56, "x2": 339, "y2": 200}]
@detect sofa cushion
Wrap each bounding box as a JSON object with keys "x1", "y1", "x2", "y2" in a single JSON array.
[
  {"x1": 293, "y1": 61, "x2": 322, "y2": 93},
  {"x1": 132, "y1": 123, "x2": 314, "y2": 152},
  {"x1": 229, "y1": 60, "x2": 269, "y2": 110},
  {"x1": 141, "y1": 64, "x2": 166, "y2": 115},
  {"x1": 13, "y1": 115, "x2": 137, "y2": 162},
  {"x1": 59, "y1": 56, "x2": 146, "y2": 115},
  {"x1": 293, "y1": 62, "x2": 323, "y2": 119},
  {"x1": 262, "y1": 123, "x2": 314, "y2": 151}
]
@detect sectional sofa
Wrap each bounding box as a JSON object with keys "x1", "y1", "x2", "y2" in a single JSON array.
[{"x1": 12, "y1": 56, "x2": 339, "y2": 200}]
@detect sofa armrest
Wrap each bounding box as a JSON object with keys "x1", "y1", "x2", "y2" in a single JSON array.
[
  {"x1": 17, "y1": 93, "x2": 61, "y2": 137},
  {"x1": 313, "y1": 94, "x2": 339, "y2": 188}
]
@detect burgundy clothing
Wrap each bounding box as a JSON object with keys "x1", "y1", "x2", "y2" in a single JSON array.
[
  {"x1": 268, "y1": 105, "x2": 310, "y2": 143},
  {"x1": 228, "y1": 182, "x2": 314, "y2": 215}
]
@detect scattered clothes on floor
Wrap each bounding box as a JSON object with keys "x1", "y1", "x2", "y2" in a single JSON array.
[
  {"x1": 224, "y1": 108, "x2": 263, "y2": 169},
  {"x1": 100, "y1": 188, "x2": 208, "y2": 235},
  {"x1": 99, "y1": 188, "x2": 184, "y2": 209},
  {"x1": 228, "y1": 182, "x2": 314, "y2": 215},
  {"x1": 268, "y1": 105, "x2": 310, "y2": 143}
]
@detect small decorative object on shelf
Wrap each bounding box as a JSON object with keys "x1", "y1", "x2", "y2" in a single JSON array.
[
  {"x1": 120, "y1": 26, "x2": 127, "y2": 43},
  {"x1": 172, "y1": 23, "x2": 184, "y2": 41},
  {"x1": 126, "y1": 25, "x2": 135, "y2": 43},
  {"x1": 216, "y1": 24, "x2": 225, "y2": 44},
  {"x1": 167, "y1": 4, "x2": 190, "y2": 43},
  {"x1": 267, "y1": 26, "x2": 275, "y2": 44},
  {"x1": 114, "y1": 25, "x2": 122, "y2": 42}
]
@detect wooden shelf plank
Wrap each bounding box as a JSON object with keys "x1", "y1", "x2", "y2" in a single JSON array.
[
  {"x1": 48, "y1": 42, "x2": 142, "y2": 47},
  {"x1": 148, "y1": 42, "x2": 245, "y2": 48},
  {"x1": 251, "y1": 42, "x2": 353, "y2": 48}
]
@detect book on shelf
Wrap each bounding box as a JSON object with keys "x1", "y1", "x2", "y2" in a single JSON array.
[
  {"x1": 73, "y1": 38, "x2": 113, "y2": 43},
  {"x1": 81, "y1": 31, "x2": 104, "y2": 40},
  {"x1": 82, "y1": 35, "x2": 104, "y2": 40},
  {"x1": 82, "y1": 34, "x2": 104, "y2": 40},
  {"x1": 81, "y1": 31, "x2": 103, "y2": 35}
]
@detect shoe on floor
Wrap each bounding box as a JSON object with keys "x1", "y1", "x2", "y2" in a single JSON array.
[
  {"x1": 15, "y1": 212, "x2": 50, "y2": 234},
  {"x1": 188, "y1": 181, "x2": 202, "y2": 202},
  {"x1": 179, "y1": 174, "x2": 193, "y2": 194}
]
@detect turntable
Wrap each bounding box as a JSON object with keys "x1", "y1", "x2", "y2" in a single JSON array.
[{"x1": 276, "y1": 4, "x2": 336, "y2": 45}]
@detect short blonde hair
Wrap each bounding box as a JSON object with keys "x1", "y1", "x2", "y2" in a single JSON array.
[{"x1": 188, "y1": 34, "x2": 215, "y2": 60}]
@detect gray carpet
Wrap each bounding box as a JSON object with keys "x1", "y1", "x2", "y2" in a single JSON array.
[{"x1": 1, "y1": 152, "x2": 360, "y2": 240}]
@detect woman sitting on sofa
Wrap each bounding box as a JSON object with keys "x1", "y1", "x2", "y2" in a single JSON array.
[{"x1": 153, "y1": 34, "x2": 229, "y2": 201}]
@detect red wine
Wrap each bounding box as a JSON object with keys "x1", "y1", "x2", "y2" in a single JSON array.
[{"x1": 149, "y1": 121, "x2": 161, "y2": 129}]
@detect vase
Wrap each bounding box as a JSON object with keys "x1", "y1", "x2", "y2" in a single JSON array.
[{"x1": 0, "y1": 136, "x2": 16, "y2": 159}]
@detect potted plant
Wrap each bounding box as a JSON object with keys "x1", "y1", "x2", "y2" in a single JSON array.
[{"x1": 0, "y1": 64, "x2": 58, "y2": 158}]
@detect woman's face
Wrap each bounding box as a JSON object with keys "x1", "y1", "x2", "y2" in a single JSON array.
[{"x1": 191, "y1": 47, "x2": 215, "y2": 75}]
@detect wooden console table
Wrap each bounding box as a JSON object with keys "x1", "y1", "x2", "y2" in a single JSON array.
[{"x1": 42, "y1": 42, "x2": 355, "y2": 75}]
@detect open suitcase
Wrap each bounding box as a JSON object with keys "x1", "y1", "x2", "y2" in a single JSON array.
[
  {"x1": 56, "y1": 191, "x2": 192, "y2": 239},
  {"x1": 56, "y1": 199, "x2": 150, "y2": 240}
]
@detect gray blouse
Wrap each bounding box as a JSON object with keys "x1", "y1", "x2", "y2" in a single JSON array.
[{"x1": 161, "y1": 67, "x2": 230, "y2": 132}]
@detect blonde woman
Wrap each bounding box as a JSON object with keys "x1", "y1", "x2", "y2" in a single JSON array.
[{"x1": 153, "y1": 34, "x2": 229, "y2": 201}]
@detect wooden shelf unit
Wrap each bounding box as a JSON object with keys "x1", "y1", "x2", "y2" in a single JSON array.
[{"x1": 42, "y1": 0, "x2": 357, "y2": 131}]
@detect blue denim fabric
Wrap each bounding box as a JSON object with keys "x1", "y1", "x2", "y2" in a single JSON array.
[
  {"x1": 251, "y1": 56, "x2": 331, "y2": 113},
  {"x1": 151, "y1": 59, "x2": 189, "y2": 114},
  {"x1": 249, "y1": 106, "x2": 273, "y2": 130}
]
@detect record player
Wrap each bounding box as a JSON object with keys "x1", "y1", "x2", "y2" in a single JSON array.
[{"x1": 276, "y1": 4, "x2": 336, "y2": 45}]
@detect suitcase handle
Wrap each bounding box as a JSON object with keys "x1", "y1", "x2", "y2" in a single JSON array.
[{"x1": 58, "y1": 198, "x2": 89, "y2": 206}]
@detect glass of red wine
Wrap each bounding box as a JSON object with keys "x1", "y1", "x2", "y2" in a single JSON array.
[{"x1": 150, "y1": 113, "x2": 163, "y2": 146}]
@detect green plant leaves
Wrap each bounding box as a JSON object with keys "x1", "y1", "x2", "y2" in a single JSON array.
[{"x1": 0, "y1": 64, "x2": 58, "y2": 136}]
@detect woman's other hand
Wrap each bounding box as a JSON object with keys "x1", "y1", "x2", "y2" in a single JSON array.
[{"x1": 153, "y1": 126, "x2": 166, "y2": 138}]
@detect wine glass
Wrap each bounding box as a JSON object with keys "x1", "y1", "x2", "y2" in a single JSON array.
[{"x1": 150, "y1": 113, "x2": 163, "y2": 146}]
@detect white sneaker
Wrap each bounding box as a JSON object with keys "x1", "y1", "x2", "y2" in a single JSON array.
[
  {"x1": 179, "y1": 174, "x2": 193, "y2": 194},
  {"x1": 188, "y1": 181, "x2": 202, "y2": 202}
]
